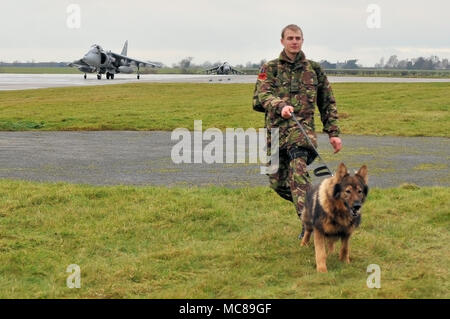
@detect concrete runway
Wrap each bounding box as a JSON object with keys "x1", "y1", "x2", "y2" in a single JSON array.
[
  {"x1": 1, "y1": 73, "x2": 450, "y2": 91},
  {"x1": 0, "y1": 73, "x2": 241, "y2": 91},
  {"x1": 0, "y1": 132, "x2": 448, "y2": 188}
]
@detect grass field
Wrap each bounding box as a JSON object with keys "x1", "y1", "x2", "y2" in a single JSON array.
[
  {"x1": 0, "y1": 67, "x2": 81, "y2": 74},
  {"x1": 0, "y1": 67, "x2": 189, "y2": 75},
  {"x1": 0, "y1": 83, "x2": 449, "y2": 136},
  {"x1": 0, "y1": 180, "x2": 448, "y2": 299},
  {"x1": 324, "y1": 69, "x2": 450, "y2": 78}
]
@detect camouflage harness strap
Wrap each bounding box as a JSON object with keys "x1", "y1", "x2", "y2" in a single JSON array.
[{"x1": 290, "y1": 112, "x2": 333, "y2": 177}]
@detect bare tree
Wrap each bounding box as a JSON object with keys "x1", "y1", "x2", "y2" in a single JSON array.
[
  {"x1": 179, "y1": 57, "x2": 194, "y2": 69},
  {"x1": 385, "y1": 55, "x2": 398, "y2": 69}
]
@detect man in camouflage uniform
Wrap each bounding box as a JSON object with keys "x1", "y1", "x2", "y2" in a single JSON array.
[{"x1": 253, "y1": 24, "x2": 342, "y2": 225}]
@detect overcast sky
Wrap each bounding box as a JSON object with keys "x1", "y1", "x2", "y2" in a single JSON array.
[{"x1": 1, "y1": 0, "x2": 449, "y2": 66}]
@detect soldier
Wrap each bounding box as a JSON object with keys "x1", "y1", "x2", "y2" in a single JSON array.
[{"x1": 253, "y1": 24, "x2": 342, "y2": 229}]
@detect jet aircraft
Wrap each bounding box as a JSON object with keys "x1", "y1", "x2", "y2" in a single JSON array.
[
  {"x1": 204, "y1": 62, "x2": 244, "y2": 75},
  {"x1": 69, "y1": 41, "x2": 160, "y2": 80}
]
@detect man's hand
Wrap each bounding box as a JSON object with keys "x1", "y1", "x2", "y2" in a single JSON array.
[
  {"x1": 329, "y1": 137, "x2": 342, "y2": 154},
  {"x1": 281, "y1": 105, "x2": 294, "y2": 119}
]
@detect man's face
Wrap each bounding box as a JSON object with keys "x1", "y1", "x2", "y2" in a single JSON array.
[{"x1": 281, "y1": 29, "x2": 303, "y2": 56}]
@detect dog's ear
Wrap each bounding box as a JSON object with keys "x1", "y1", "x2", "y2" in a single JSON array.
[
  {"x1": 335, "y1": 162, "x2": 348, "y2": 181},
  {"x1": 333, "y1": 183, "x2": 342, "y2": 199},
  {"x1": 356, "y1": 165, "x2": 369, "y2": 185}
]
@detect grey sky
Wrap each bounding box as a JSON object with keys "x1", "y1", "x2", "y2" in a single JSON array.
[{"x1": 1, "y1": 0, "x2": 449, "y2": 66}]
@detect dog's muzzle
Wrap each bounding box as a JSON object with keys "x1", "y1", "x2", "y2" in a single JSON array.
[
  {"x1": 351, "y1": 202, "x2": 362, "y2": 217},
  {"x1": 345, "y1": 201, "x2": 361, "y2": 217}
]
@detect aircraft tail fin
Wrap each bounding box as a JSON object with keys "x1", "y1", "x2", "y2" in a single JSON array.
[{"x1": 121, "y1": 40, "x2": 128, "y2": 56}]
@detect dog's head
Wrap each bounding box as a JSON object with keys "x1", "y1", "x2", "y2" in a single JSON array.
[{"x1": 332, "y1": 163, "x2": 369, "y2": 217}]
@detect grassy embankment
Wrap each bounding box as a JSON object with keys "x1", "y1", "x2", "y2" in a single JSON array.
[{"x1": 0, "y1": 82, "x2": 449, "y2": 136}]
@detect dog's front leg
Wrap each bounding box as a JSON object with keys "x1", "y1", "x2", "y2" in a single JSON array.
[
  {"x1": 339, "y1": 235, "x2": 351, "y2": 264},
  {"x1": 314, "y1": 230, "x2": 328, "y2": 273},
  {"x1": 327, "y1": 237, "x2": 338, "y2": 256}
]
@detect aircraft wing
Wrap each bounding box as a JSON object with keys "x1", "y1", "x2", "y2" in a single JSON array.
[
  {"x1": 110, "y1": 52, "x2": 160, "y2": 68},
  {"x1": 231, "y1": 67, "x2": 245, "y2": 75},
  {"x1": 68, "y1": 59, "x2": 89, "y2": 67},
  {"x1": 203, "y1": 66, "x2": 220, "y2": 74}
]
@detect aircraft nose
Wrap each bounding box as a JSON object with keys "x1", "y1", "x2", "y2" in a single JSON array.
[{"x1": 83, "y1": 52, "x2": 99, "y2": 66}]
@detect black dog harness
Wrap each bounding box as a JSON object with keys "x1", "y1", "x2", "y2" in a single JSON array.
[{"x1": 290, "y1": 113, "x2": 334, "y2": 177}]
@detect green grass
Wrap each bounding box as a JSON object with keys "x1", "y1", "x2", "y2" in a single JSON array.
[
  {"x1": 334, "y1": 83, "x2": 450, "y2": 136},
  {"x1": 0, "y1": 67, "x2": 81, "y2": 74},
  {"x1": 324, "y1": 69, "x2": 450, "y2": 78},
  {"x1": 0, "y1": 83, "x2": 449, "y2": 136},
  {"x1": 0, "y1": 180, "x2": 448, "y2": 298},
  {"x1": 0, "y1": 66, "x2": 234, "y2": 75}
]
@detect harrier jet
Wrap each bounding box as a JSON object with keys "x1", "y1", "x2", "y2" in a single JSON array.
[
  {"x1": 69, "y1": 41, "x2": 160, "y2": 80},
  {"x1": 204, "y1": 62, "x2": 244, "y2": 75}
]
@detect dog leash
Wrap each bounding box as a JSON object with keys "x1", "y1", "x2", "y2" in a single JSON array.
[{"x1": 290, "y1": 112, "x2": 333, "y2": 177}]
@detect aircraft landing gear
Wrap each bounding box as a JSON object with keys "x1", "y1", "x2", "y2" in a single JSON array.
[
  {"x1": 84, "y1": 74, "x2": 87, "y2": 79},
  {"x1": 137, "y1": 66, "x2": 140, "y2": 79},
  {"x1": 106, "y1": 72, "x2": 115, "y2": 80},
  {"x1": 97, "y1": 74, "x2": 102, "y2": 80}
]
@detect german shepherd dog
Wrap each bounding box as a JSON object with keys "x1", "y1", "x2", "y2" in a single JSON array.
[{"x1": 300, "y1": 163, "x2": 369, "y2": 273}]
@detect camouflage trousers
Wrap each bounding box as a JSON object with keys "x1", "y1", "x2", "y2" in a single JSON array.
[{"x1": 268, "y1": 152, "x2": 311, "y2": 221}]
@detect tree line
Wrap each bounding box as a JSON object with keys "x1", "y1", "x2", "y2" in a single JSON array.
[
  {"x1": 171, "y1": 57, "x2": 266, "y2": 71},
  {"x1": 320, "y1": 55, "x2": 450, "y2": 70}
]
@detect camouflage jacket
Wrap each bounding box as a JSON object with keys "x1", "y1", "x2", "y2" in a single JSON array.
[{"x1": 253, "y1": 50, "x2": 340, "y2": 152}]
